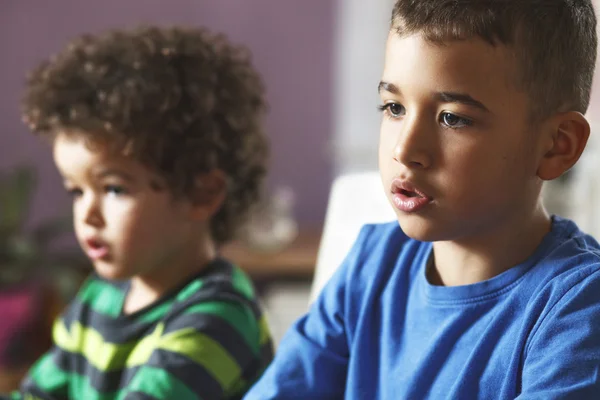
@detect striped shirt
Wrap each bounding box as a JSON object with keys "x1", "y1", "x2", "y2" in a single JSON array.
[{"x1": 13, "y1": 258, "x2": 273, "y2": 400}]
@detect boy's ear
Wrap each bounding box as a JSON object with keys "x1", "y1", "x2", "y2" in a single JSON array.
[
  {"x1": 188, "y1": 170, "x2": 227, "y2": 220},
  {"x1": 537, "y1": 111, "x2": 590, "y2": 181}
]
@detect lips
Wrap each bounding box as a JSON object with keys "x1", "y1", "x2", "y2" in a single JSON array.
[
  {"x1": 391, "y1": 178, "x2": 433, "y2": 213},
  {"x1": 84, "y1": 237, "x2": 110, "y2": 260}
]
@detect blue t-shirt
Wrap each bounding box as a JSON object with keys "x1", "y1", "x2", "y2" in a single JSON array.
[{"x1": 245, "y1": 216, "x2": 600, "y2": 399}]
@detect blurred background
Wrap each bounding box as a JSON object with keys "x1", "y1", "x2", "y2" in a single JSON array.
[{"x1": 0, "y1": 0, "x2": 598, "y2": 391}]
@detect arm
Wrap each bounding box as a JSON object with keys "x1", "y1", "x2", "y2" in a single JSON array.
[
  {"x1": 10, "y1": 347, "x2": 69, "y2": 400},
  {"x1": 120, "y1": 299, "x2": 266, "y2": 400},
  {"x1": 244, "y1": 227, "x2": 373, "y2": 400},
  {"x1": 518, "y1": 268, "x2": 600, "y2": 399},
  {"x1": 11, "y1": 275, "x2": 104, "y2": 400}
]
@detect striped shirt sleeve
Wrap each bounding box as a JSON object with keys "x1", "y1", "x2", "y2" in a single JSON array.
[
  {"x1": 11, "y1": 276, "x2": 106, "y2": 400},
  {"x1": 10, "y1": 346, "x2": 68, "y2": 400}
]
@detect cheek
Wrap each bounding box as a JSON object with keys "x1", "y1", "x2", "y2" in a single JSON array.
[
  {"x1": 102, "y1": 199, "x2": 147, "y2": 246},
  {"x1": 116, "y1": 200, "x2": 187, "y2": 249},
  {"x1": 442, "y1": 144, "x2": 506, "y2": 200},
  {"x1": 449, "y1": 151, "x2": 528, "y2": 216},
  {"x1": 72, "y1": 201, "x2": 88, "y2": 238},
  {"x1": 378, "y1": 125, "x2": 396, "y2": 167}
]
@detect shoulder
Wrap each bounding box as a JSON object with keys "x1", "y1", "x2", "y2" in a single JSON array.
[
  {"x1": 530, "y1": 217, "x2": 600, "y2": 295},
  {"x1": 520, "y1": 222, "x2": 600, "y2": 395},
  {"x1": 155, "y1": 260, "x2": 273, "y2": 396},
  {"x1": 167, "y1": 258, "x2": 263, "y2": 323},
  {"x1": 174, "y1": 258, "x2": 261, "y2": 310},
  {"x1": 524, "y1": 218, "x2": 600, "y2": 347},
  {"x1": 163, "y1": 258, "x2": 271, "y2": 358}
]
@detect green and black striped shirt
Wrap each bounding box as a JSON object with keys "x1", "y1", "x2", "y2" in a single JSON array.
[{"x1": 14, "y1": 258, "x2": 273, "y2": 400}]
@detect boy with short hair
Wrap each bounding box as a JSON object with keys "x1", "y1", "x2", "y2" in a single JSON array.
[
  {"x1": 13, "y1": 25, "x2": 273, "y2": 399},
  {"x1": 246, "y1": 0, "x2": 600, "y2": 398}
]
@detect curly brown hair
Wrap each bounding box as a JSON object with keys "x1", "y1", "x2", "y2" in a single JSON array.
[{"x1": 21, "y1": 25, "x2": 269, "y2": 245}]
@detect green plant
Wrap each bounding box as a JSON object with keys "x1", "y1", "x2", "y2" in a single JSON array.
[{"x1": 0, "y1": 165, "x2": 86, "y2": 295}]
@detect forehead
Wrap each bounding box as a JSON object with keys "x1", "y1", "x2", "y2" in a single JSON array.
[
  {"x1": 382, "y1": 32, "x2": 523, "y2": 109},
  {"x1": 52, "y1": 132, "x2": 142, "y2": 177}
]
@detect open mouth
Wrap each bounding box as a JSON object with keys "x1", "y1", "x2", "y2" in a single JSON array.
[
  {"x1": 88, "y1": 239, "x2": 103, "y2": 248},
  {"x1": 391, "y1": 179, "x2": 432, "y2": 212},
  {"x1": 85, "y1": 238, "x2": 110, "y2": 260},
  {"x1": 399, "y1": 189, "x2": 423, "y2": 198}
]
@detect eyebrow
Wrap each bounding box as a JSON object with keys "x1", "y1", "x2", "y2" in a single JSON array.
[
  {"x1": 378, "y1": 81, "x2": 400, "y2": 94},
  {"x1": 435, "y1": 92, "x2": 490, "y2": 113},
  {"x1": 378, "y1": 81, "x2": 490, "y2": 113},
  {"x1": 94, "y1": 168, "x2": 135, "y2": 182}
]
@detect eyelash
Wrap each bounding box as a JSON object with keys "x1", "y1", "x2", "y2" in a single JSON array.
[
  {"x1": 377, "y1": 103, "x2": 473, "y2": 129},
  {"x1": 64, "y1": 185, "x2": 127, "y2": 198},
  {"x1": 378, "y1": 103, "x2": 405, "y2": 118},
  {"x1": 105, "y1": 185, "x2": 127, "y2": 195},
  {"x1": 66, "y1": 188, "x2": 83, "y2": 198}
]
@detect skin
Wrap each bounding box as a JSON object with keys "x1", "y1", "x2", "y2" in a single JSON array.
[
  {"x1": 378, "y1": 32, "x2": 590, "y2": 286},
  {"x1": 53, "y1": 132, "x2": 225, "y2": 313}
]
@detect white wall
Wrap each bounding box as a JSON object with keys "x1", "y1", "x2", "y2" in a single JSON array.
[
  {"x1": 568, "y1": 0, "x2": 600, "y2": 236},
  {"x1": 331, "y1": 0, "x2": 395, "y2": 175}
]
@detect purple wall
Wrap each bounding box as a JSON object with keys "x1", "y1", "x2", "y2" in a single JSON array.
[{"x1": 0, "y1": 0, "x2": 333, "y2": 229}]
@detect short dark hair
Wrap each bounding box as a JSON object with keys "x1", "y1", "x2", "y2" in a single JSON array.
[
  {"x1": 391, "y1": 0, "x2": 598, "y2": 120},
  {"x1": 21, "y1": 25, "x2": 269, "y2": 245}
]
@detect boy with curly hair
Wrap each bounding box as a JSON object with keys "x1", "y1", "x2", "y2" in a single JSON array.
[
  {"x1": 11, "y1": 25, "x2": 273, "y2": 400},
  {"x1": 246, "y1": 0, "x2": 600, "y2": 399}
]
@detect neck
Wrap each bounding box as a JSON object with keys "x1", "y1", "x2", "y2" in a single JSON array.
[
  {"x1": 123, "y1": 233, "x2": 217, "y2": 314},
  {"x1": 429, "y1": 203, "x2": 551, "y2": 287}
]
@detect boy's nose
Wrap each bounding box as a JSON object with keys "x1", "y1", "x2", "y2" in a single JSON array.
[
  {"x1": 79, "y1": 195, "x2": 105, "y2": 228},
  {"x1": 392, "y1": 119, "x2": 433, "y2": 169}
]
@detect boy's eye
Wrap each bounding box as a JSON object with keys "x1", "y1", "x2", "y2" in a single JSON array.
[
  {"x1": 440, "y1": 112, "x2": 472, "y2": 128},
  {"x1": 105, "y1": 185, "x2": 127, "y2": 195},
  {"x1": 378, "y1": 103, "x2": 406, "y2": 118},
  {"x1": 66, "y1": 188, "x2": 83, "y2": 198}
]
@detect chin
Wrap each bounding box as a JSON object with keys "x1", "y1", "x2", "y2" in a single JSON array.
[
  {"x1": 397, "y1": 215, "x2": 448, "y2": 243},
  {"x1": 93, "y1": 260, "x2": 131, "y2": 281}
]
